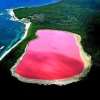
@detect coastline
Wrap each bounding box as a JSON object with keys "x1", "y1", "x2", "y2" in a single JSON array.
[
  {"x1": 7, "y1": 9, "x2": 19, "y2": 21},
  {"x1": 0, "y1": 9, "x2": 31, "y2": 61},
  {"x1": 0, "y1": 0, "x2": 61, "y2": 61}
]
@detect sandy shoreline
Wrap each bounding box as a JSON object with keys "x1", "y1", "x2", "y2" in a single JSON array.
[{"x1": 0, "y1": 9, "x2": 31, "y2": 61}]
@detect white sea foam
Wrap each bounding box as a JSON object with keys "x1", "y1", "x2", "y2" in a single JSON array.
[
  {"x1": 0, "y1": 46, "x2": 5, "y2": 50},
  {"x1": 7, "y1": 9, "x2": 19, "y2": 21}
]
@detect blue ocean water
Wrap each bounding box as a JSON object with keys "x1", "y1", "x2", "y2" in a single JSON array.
[
  {"x1": 0, "y1": 0, "x2": 59, "y2": 59},
  {"x1": 0, "y1": 0, "x2": 59, "y2": 9},
  {"x1": 0, "y1": 10, "x2": 25, "y2": 57}
]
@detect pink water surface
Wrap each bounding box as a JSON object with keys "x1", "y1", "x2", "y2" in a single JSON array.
[{"x1": 16, "y1": 29, "x2": 84, "y2": 80}]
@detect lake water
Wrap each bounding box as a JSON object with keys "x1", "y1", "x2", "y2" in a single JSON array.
[{"x1": 0, "y1": 0, "x2": 59, "y2": 60}]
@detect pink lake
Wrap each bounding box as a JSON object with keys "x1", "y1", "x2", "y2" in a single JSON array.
[{"x1": 11, "y1": 29, "x2": 91, "y2": 85}]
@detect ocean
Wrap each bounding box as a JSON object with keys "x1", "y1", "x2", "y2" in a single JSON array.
[
  {"x1": 0, "y1": 0, "x2": 59, "y2": 60},
  {"x1": 0, "y1": 10, "x2": 25, "y2": 58},
  {"x1": 0, "y1": 0, "x2": 58, "y2": 9},
  {"x1": 0, "y1": 0, "x2": 59, "y2": 9}
]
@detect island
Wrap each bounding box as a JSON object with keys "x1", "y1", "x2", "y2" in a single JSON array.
[{"x1": 0, "y1": 0, "x2": 100, "y2": 85}]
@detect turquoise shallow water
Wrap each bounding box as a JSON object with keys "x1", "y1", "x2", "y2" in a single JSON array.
[
  {"x1": 0, "y1": 0, "x2": 59, "y2": 59},
  {"x1": 0, "y1": 10, "x2": 25, "y2": 57}
]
